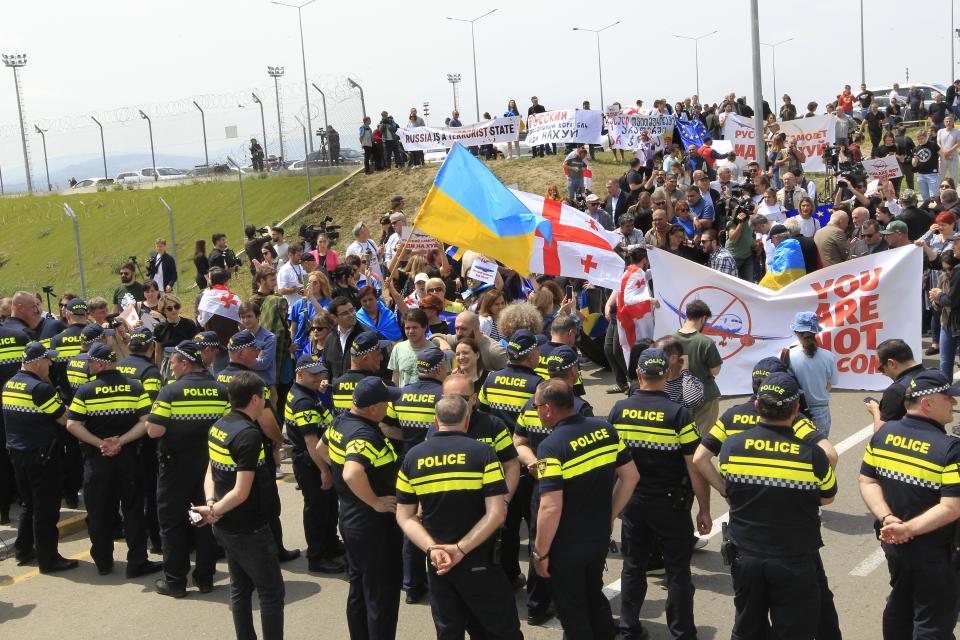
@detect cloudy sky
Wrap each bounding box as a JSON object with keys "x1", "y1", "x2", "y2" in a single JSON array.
[{"x1": 0, "y1": 0, "x2": 954, "y2": 186}]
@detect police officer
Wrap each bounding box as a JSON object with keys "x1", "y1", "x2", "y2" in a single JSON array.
[
  {"x1": 608, "y1": 347, "x2": 713, "y2": 640},
  {"x1": 146, "y1": 340, "x2": 230, "y2": 597},
  {"x1": 859, "y1": 369, "x2": 960, "y2": 639},
  {"x1": 514, "y1": 344, "x2": 592, "y2": 625},
  {"x1": 533, "y1": 314, "x2": 585, "y2": 396},
  {"x1": 65, "y1": 342, "x2": 161, "y2": 578},
  {"x1": 330, "y1": 332, "x2": 384, "y2": 416},
  {"x1": 216, "y1": 330, "x2": 298, "y2": 563},
  {"x1": 65, "y1": 323, "x2": 115, "y2": 395},
  {"x1": 193, "y1": 331, "x2": 221, "y2": 372},
  {"x1": 284, "y1": 353, "x2": 344, "y2": 574},
  {"x1": 719, "y1": 372, "x2": 837, "y2": 639},
  {"x1": 319, "y1": 376, "x2": 402, "y2": 640},
  {"x1": 384, "y1": 346, "x2": 446, "y2": 603},
  {"x1": 0, "y1": 317, "x2": 29, "y2": 524},
  {"x1": 865, "y1": 338, "x2": 924, "y2": 431},
  {"x1": 118, "y1": 327, "x2": 164, "y2": 554},
  {"x1": 532, "y1": 379, "x2": 639, "y2": 639},
  {"x1": 396, "y1": 395, "x2": 523, "y2": 639},
  {"x1": 478, "y1": 328, "x2": 543, "y2": 589},
  {"x1": 2, "y1": 342, "x2": 78, "y2": 573}
]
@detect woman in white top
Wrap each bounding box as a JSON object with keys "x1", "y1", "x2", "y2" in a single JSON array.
[
  {"x1": 477, "y1": 289, "x2": 506, "y2": 341},
  {"x1": 756, "y1": 188, "x2": 787, "y2": 223},
  {"x1": 796, "y1": 197, "x2": 821, "y2": 237}
]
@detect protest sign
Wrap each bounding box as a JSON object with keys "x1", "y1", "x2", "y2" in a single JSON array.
[
  {"x1": 607, "y1": 113, "x2": 675, "y2": 151},
  {"x1": 397, "y1": 116, "x2": 520, "y2": 151},
  {"x1": 722, "y1": 114, "x2": 837, "y2": 172},
  {"x1": 402, "y1": 230, "x2": 441, "y2": 253},
  {"x1": 525, "y1": 109, "x2": 603, "y2": 146},
  {"x1": 466, "y1": 256, "x2": 498, "y2": 285},
  {"x1": 647, "y1": 245, "x2": 922, "y2": 395},
  {"x1": 860, "y1": 156, "x2": 903, "y2": 180}
]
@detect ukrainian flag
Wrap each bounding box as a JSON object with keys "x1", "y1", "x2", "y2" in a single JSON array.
[
  {"x1": 413, "y1": 144, "x2": 551, "y2": 274},
  {"x1": 759, "y1": 238, "x2": 806, "y2": 291}
]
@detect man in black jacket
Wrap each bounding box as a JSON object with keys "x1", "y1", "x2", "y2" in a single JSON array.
[
  {"x1": 322, "y1": 297, "x2": 365, "y2": 381},
  {"x1": 146, "y1": 239, "x2": 177, "y2": 293},
  {"x1": 603, "y1": 179, "x2": 630, "y2": 221},
  {"x1": 896, "y1": 190, "x2": 933, "y2": 241}
]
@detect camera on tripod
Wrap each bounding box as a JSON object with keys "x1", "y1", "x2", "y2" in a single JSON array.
[{"x1": 299, "y1": 215, "x2": 341, "y2": 247}]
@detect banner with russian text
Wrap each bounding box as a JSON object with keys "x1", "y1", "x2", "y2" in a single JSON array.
[
  {"x1": 647, "y1": 245, "x2": 921, "y2": 395},
  {"x1": 860, "y1": 156, "x2": 903, "y2": 180},
  {"x1": 606, "y1": 113, "x2": 675, "y2": 151},
  {"x1": 397, "y1": 116, "x2": 521, "y2": 151},
  {"x1": 525, "y1": 109, "x2": 603, "y2": 147},
  {"x1": 721, "y1": 114, "x2": 837, "y2": 173}
]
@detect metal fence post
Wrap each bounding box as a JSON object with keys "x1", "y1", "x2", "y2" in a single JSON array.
[
  {"x1": 63, "y1": 204, "x2": 86, "y2": 298},
  {"x1": 159, "y1": 196, "x2": 178, "y2": 292}
]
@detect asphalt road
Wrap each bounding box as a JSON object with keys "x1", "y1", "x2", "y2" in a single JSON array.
[{"x1": 0, "y1": 349, "x2": 953, "y2": 639}]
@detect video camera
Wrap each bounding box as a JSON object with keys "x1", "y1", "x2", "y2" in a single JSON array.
[
  {"x1": 726, "y1": 179, "x2": 756, "y2": 220},
  {"x1": 299, "y1": 215, "x2": 341, "y2": 247},
  {"x1": 822, "y1": 143, "x2": 853, "y2": 173}
]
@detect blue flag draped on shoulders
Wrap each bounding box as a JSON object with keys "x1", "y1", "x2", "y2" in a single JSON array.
[{"x1": 676, "y1": 116, "x2": 708, "y2": 149}]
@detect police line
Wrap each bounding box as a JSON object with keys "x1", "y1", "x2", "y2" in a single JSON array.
[{"x1": 647, "y1": 245, "x2": 923, "y2": 395}]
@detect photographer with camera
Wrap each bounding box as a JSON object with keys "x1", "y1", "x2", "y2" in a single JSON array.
[
  {"x1": 208, "y1": 233, "x2": 240, "y2": 275},
  {"x1": 244, "y1": 225, "x2": 271, "y2": 276},
  {"x1": 725, "y1": 195, "x2": 757, "y2": 282},
  {"x1": 146, "y1": 239, "x2": 177, "y2": 294},
  {"x1": 378, "y1": 111, "x2": 402, "y2": 170}
]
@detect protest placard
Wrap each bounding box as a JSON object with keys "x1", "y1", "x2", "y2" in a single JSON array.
[
  {"x1": 525, "y1": 109, "x2": 603, "y2": 146},
  {"x1": 722, "y1": 114, "x2": 837, "y2": 172},
  {"x1": 397, "y1": 116, "x2": 520, "y2": 151},
  {"x1": 860, "y1": 156, "x2": 903, "y2": 180}
]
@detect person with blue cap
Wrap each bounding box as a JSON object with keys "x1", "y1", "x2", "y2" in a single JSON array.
[
  {"x1": 2, "y1": 342, "x2": 78, "y2": 573},
  {"x1": 318, "y1": 375, "x2": 403, "y2": 639},
  {"x1": 330, "y1": 332, "x2": 387, "y2": 417},
  {"x1": 860, "y1": 369, "x2": 960, "y2": 639},
  {"x1": 192, "y1": 331, "x2": 221, "y2": 371},
  {"x1": 785, "y1": 311, "x2": 838, "y2": 437},
  {"x1": 48, "y1": 298, "x2": 89, "y2": 391},
  {"x1": 718, "y1": 372, "x2": 837, "y2": 639},
  {"x1": 0, "y1": 310, "x2": 30, "y2": 524}
]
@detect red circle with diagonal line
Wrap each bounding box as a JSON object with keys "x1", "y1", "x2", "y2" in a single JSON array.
[{"x1": 678, "y1": 286, "x2": 753, "y2": 361}]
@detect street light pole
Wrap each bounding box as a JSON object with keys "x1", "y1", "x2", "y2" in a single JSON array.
[
  {"x1": 272, "y1": 0, "x2": 318, "y2": 153},
  {"x1": 347, "y1": 77, "x2": 367, "y2": 120},
  {"x1": 446, "y1": 73, "x2": 462, "y2": 113},
  {"x1": 859, "y1": 0, "x2": 866, "y2": 85},
  {"x1": 139, "y1": 110, "x2": 157, "y2": 181},
  {"x1": 268, "y1": 66, "x2": 286, "y2": 163},
  {"x1": 295, "y1": 116, "x2": 312, "y2": 201},
  {"x1": 251, "y1": 92, "x2": 268, "y2": 164},
  {"x1": 91, "y1": 116, "x2": 107, "y2": 179},
  {"x1": 760, "y1": 37, "x2": 794, "y2": 107},
  {"x1": 0, "y1": 164, "x2": 4, "y2": 195},
  {"x1": 34, "y1": 125, "x2": 50, "y2": 191},
  {"x1": 193, "y1": 101, "x2": 209, "y2": 169},
  {"x1": 672, "y1": 31, "x2": 718, "y2": 99},
  {"x1": 750, "y1": 0, "x2": 766, "y2": 171},
  {"x1": 226, "y1": 156, "x2": 247, "y2": 235},
  {"x1": 311, "y1": 83, "x2": 330, "y2": 165},
  {"x1": 63, "y1": 204, "x2": 86, "y2": 298},
  {"x1": 3, "y1": 54, "x2": 32, "y2": 194},
  {"x1": 572, "y1": 22, "x2": 621, "y2": 109},
  {"x1": 446, "y1": 9, "x2": 497, "y2": 122}
]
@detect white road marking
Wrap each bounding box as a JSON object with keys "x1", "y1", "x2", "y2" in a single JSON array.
[{"x1": 849, "y1": 548, "x2": 887, "y2": 577}]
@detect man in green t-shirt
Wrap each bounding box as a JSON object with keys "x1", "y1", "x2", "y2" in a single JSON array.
[
  {"x1": 388, "y1": 309, "x2": 449, "y2": 387},
  {"x1": 671, "y1": 300, "x2": 723, "y2": 432},
  {"x1": 724, "y1": 207, "x2": 755, "y2": 282},
  {"x1": 112, "y1": 261, "x2": 146, "y2": 314}
]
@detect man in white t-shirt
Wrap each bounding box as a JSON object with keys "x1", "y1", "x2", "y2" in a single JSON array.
[
  {"x1": 276, "y1": 242, "x2": 306, "y2": 307},
  {"x1": 270, "y1": 227, "x2": 290, "y2": 265},
  {"x1": 345, "y1": 221, "x2": 383, "y2": 278},
  {"x1": 937, "y1": 116, "x2": 960, "y2": 182},
  {"x1": 383, "y1": 212, "x2": 406, "y2": 267}
]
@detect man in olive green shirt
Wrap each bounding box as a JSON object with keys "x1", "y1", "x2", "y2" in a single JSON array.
[
  {"x1": 725, "y1": 208, "x2": 756, "y2": 282},
  {"x1": 671, "y1": 300, "x2": 723, "y2": 432}
]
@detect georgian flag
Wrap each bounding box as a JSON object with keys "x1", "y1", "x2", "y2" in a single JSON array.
[
  {"x1": 197, "y1": 285, "x2": 241, "y2": 325},
  {"x1": 617, "y1": 264, "x2": 655, "y2": 363}
]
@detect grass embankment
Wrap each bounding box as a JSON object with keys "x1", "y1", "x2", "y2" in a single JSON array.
[{"x1": 0, "y1": 174, "x2": 343, "y2": 301}]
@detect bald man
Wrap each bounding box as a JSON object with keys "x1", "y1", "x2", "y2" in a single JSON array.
[{"x1": 435, "y1": 311, "x2": 508, "y2": 372}]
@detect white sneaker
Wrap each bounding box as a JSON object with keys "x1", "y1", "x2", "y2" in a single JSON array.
[
  {"x1": 692, "y1": 536, "x2": 709, "y2": 551},
  {"x1": 275, "y1": 469, "x2": 286, "y2": 480}
]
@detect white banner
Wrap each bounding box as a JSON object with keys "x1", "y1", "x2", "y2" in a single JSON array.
[
  {"x1": 861, "y1": 155, "x2": 903, "y2": 179},
  {"x1": 397, "y1": 116, "x2": 521, "y2": 151},
  {"x1": 722, "y1": 114, "x2": 837, "y2": 173},
  {"x1": 401, "y1": 229, "x2": 441, "y2": 253},
  {"x1": 606, "y1": 113, "x2": 675, "y2": 151},
  {"x1": 647, "y1": 245, "x2": 922, "y2": 395},
  {"x1": 525, "y1": 109, "x2": 603, "y2": 146}
]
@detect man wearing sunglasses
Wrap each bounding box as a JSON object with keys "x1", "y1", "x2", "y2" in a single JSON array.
[{"x1": 850, "y1": 220, "x2": 889, "y2": 259}]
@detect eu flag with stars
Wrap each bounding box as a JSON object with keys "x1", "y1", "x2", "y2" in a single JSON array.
[{"x1": 676, "y1": 117, "x2": 707, "y2": 149}]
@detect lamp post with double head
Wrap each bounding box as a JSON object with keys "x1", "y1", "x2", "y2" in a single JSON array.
[{"x1": 2, "y1": 53, "x2": 32, "y2": 193}]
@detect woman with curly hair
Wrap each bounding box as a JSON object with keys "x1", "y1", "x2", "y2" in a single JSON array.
[{"x1": 497, "y1": 301, "x2": 544, "y2": 341}]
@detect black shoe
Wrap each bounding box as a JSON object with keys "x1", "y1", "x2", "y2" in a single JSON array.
[
  {"x1": 328, "y1": 539, "x2": 346, "y2": 557},
  {"x1": 126, "y1": 560, "x2": 162, "y2": 578},
  {"x1": 155, "y1": 578, "x2": 187, "y2": 598},
  {"x1": 149, "y1": 545, "x2": 163, "y2": 555},
  {"x1": 192, "y1": 577, "x2": 213, "y2": 594},
  {"x1": 278, "y1": 548, "x2": 301, "y2": 563},
  {"x1": 40, "y1": 557, "x2": 79, "y2": 574},
  {"x1": 308, "y1": 557, "x2": 345, "y2": 574},
  {"x1": 511, "y1": 573, "x2": 527, "y2": 590},
  {"x1": 15, "y1": 550, "x2": 36, "y2": 566},
  {"x1": 97, "y1": 562, "x2": 114, "y2": 576},
  {"x1": 527, "y1": 609, "x2": 554, "y2": 626},
  {"x1": 64, "y1": 496, "x2": 79, "y2": 509},
  {"x1": 405, "y1": 587, "x2": 427, "y2": 604}
]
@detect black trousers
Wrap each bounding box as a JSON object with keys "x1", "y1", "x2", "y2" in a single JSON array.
[
  {"x1": 10, "y1": 448, "x2": 62, "y2": 569},
  {"x1": 157, "y1": 453, "x2": 216, "y2": 587},
  {"x1": 214, "y1": 524, "x2": 285, "y2": 640},
  {"x1": 500, "y1": 473, "x2": 532, "y2": 581},
  {"x1": 363, "y1": 146, "x2": 375, "y2": 174},
  {"x1": 402, "y1": 533, "x2": 427, "y2": 592},
  {"x1": 730, "y1": 553, "x2": 820, "y2": 640},
  {"x1": 620, "y1": 494, "x2": 697, "y2": 639},
  {"x1": 428, "y1": 550, "x2": 522, "y2": 640},
  {"x1": 604, "y1": 314, "x2": 628, "y2": 387},
  {"x1": 60, "y1": 431, "x2": 83, "y2": 501},
  {"x1": 263, "y1": 447, "x2": 287, "y2": 554},
  {"x1": 550, "y1": 541, "x2": 615, "y2": 640},
  {"x1": 140, "y1": 438, "x2": 161, "y2": 550},
  {"x1": 342, "y1": 517, "x2": 402, "y2": 640},
  {"x1": 0, "y1": 433, "x2": 16, "y2": 515},
  {"x1": 292, "y1": 451, "x2": 339, "y2": 561},
  {"x1": 814, "y1": 552, "x2": 842, "y2": 640},
  {"x1": 526, "y1": 484, "x2": 552, "y2": 614},
  {"x1": 83, "y1": 445, "x2": 148, "y2": 571},
  {"x1": 883, "y1": 548, "x2": 959, "y2": 640}
]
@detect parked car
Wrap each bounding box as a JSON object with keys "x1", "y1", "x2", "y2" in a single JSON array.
[
  {"x1": 863, "y1": 83, "x2": 947, "y2": 120},
  {"x1": 116, "y1": 167, "x2": 189, "y2": 183},
  {"x1": 71, "y1": 177, "x2": 114, "y2": 189}
]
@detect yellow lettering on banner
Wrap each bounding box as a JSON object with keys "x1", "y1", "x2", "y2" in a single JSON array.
[
  {"x1": 494, "y1": 376, "x2": 527, "y2": 387},
  {"x1": 731, "y1": 414, "x2": 760, "y2": 425},
  {"x1": 620, "y1": 409, "x2": 665, "y2": 422},
  {"x1": 210, "y1": 427, "x2": 228, "y2": 442},
  {"x1": 6, "y1": 381, "x2": 27, "y2": 391},
  {"x1": 417, "y1": 453, "x2": 467, "y2": 469},
  {"x1": 884, "y1": 433, "x2": 931, "y2": 455},
  {"x1": 745, "y1": 438, "x2": 800, "y2": 455},
  {"x1": 570, "y1": 428, "x2": 609, "y2": 451}
]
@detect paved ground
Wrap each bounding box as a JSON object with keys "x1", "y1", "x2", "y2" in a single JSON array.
[{"x1": 0, "y1": 350, "x2": 952, "y2": 638}]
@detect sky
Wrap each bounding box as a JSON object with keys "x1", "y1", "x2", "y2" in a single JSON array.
[{"x1": 0, "y1": 0, "x2": 955, "y2": 189}]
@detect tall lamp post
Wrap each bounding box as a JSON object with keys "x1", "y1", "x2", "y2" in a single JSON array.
[
  {"x1": 446, "y1": 9, "x2": 497, "y2": 122},
  {"x1": 268, "y1": 66, "x2": 286, "y2": 162},
  {"x1": 859, "y1": 0, "x2": 866, "y2": 85},
  {"x1": 139, "y1": 110, "x2": 157, "y2": 181},
  {"x1": 294, "y1": 115, "x2": 312, "y2": 200},
  {"x1": 572, "y1": 21, "x2": 621, "y2": 109},
  {"x1": 2, "y1": 53, "x2": 32, "y2": 194},
  {"x1": 34, "y1": 125, "x2": 50, "y2": 192},
  {"x1": 0, "y1": 164, "x2": 4, "y2": 195},
  {"x1": 252, "y1": 92, "x2": 268, "y2": 162},
  {"x1": 347, "y1": 77, "x2": 366, "y2": 120},
  {"x1": 193, "y1": 101, "x2": 209, "y2": 169},
  {"x1": 760, "y1": 37, "x2": 794, "y2": 107},
  {"x1": 91, "y1": 116, "x2": 107, "y2": 179},
  {"x1": 750, "y1": 0, "x2": 766, "y2": 171},
  {"x1": 311, "y1": 82, "x2": 330, "y2": 165},
  {"x1": 271, "y1": 0, "x2": 318, "y2": 153},
  {"x1": 672, "y1": 30, "x2": 718, "y2": 99},
  {"x1": 447, "y1": 73, "x2": 462, "y2": 113}
]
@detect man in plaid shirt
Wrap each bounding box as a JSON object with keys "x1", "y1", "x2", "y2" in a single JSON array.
[{"x1": 700, "y1": 229, "x2": 738, "y2": 277}]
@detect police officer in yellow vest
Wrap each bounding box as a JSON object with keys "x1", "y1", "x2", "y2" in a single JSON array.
[
  {"x1": 2, "y1": 342, "x2": 78, "y2": 573},
  {"x1": 330, "y1": 332, "x2": 384, "y2": 416},
  {"x1": 146, "y1": 340, "x2": 230, "y2": 597},
  {"x1": 48, "y1": 298, "x2": 89, "y2": 394},
  {"x1": 66, "y1": 342, "x2": 160, "y2": 578},
  {"x1": 396, "y1": 394, "x2": 522, "y2": 639},
  {"x1": 533, "y1": 314, "x2": 586, "y2": 395},
  {"x1": 0, "y1": 317, "x2": 30, "y2": 524},
  {"x1": 859, "y1": 369, "x2": 960, "y2": 639},
  {"x1": 719, "y1": 372, "x2": 837, "y2": 639}
]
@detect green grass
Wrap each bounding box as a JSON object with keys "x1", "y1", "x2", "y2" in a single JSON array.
[{"x1": 0, "y1": 174, "x2": 343, "y2": 300}]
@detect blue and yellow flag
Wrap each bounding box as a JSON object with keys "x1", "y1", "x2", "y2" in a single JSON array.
[
  {"x1": 759, "y1": 238, "x2": 806, "y2": 291},
  {"x1": 412, "y1": 144, "x2": 551, "y2": 274}
]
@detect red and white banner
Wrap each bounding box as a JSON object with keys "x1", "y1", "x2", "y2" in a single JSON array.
[
  {"x1": 861, "y1": 155, "x2": 903, "y2": 180},
  {"x1": 617, "y1": 264, "x2": 656, "y2": 364},
  {"x1": 512, "y1": 191, "x2": 625, "y2": 289},
  {"x1": 397, "y1": 116, "x2": 521, "y2": 151},
  {"x1": 722, "y1": 114, "x2": 837, "y2": 173},
  {"x1": 525, "y1": 109, "x2": 604, "y2": 146},
  {"x1": 647, "y1": 245, "x2": 922, "y2": 395}
]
